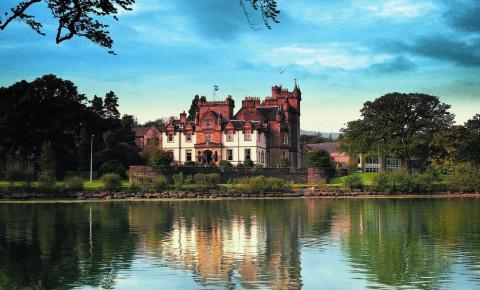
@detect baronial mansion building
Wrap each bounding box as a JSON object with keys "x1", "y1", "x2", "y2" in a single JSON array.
[{"x1": 133, "y1": 84, "x2": 303, "y2": 168}]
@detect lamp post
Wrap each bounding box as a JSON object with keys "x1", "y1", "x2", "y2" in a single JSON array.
[{"x1": 90, "y1": 134, "x2": 94, "y2": 183}]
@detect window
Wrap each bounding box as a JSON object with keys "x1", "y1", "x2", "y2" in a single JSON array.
[
  {"x1": 386, "y1": 157, "x2": 401, "y2": 172},
  {"x1": 186, "y1": 150, "x2": 192, "y2": 161},
  {"x1": 185, "y1": 133, "x2": 192, "y2": 142},
  {"x1": 206, "y1": 119, "x2": 212, "y2": 128},
  {"x1": 244, "y1": 131, "x2": 251, "y2": 141},
  {"x1": 365, "y1": 156, "x2": 380, "y2": 172},
  {"x1": 282, "y1": 134, "x2": 288, "y2": 145},
  {"x1": 205, "y1": 132, "x2": 211, "y2": 142},
  {"x1": 146, "y1": 137, "x2": 159, "y2": 146},
  {"x1": 226, "y1": 131, "x2": 234, "y2": 142},
  {"x1": 261, "y1": 151, "x2": 265, "y2": 163},
  {"x1": 245, "y1": 149, "x2": 251, "y2": 160},
  {"x1": 168, "y1": 150, "x2": 174, "y2": 158},
  {"x1": 227, "y1": 149, "x2": 233, "y2": 161},
  {"x1": 282, "y1": 151, "x2": 288, "y2": 159},
  {"x1": 167, "y1": 133, "x2": 174, "y2": 142}
]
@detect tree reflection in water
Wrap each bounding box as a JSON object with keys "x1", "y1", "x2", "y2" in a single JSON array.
[{"x1": 0, "y1": 198, "x2": 479, "y2": 289}]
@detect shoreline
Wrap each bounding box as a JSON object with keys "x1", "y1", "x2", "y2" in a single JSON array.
[{"x1": 0, "y1": 190, "x2": 479, "y2": 203}]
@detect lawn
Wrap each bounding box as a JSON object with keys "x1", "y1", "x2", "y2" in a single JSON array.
[
  {"x1": 329, "y1": 173, "x2": 379, "y2": 185},
  {"x1": 0, "y1": 180, "x2": 131, "y2": 191}
]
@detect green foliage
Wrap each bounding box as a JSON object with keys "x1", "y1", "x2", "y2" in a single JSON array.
[
  {"x1": 244, "y1": 159, "x2": 254, "y2": 168},
  {"x1": 172, "y1": 172, "x2": 186, "y2": 190},
  {"x1": 305, "y1": 149, "x2": 332, "y2": 168},
  {"x1": 300, "y1": 134, "x2": 328, "y2": 144},
  {"x1": 193, "y1": 173, "x2": 221, "y2": 190},
  {"x1": 447, "y1": 163, "x2": 480, "y2": 192},
  {"x1": 456, "y1": 115, "x2": 480, "y2": 166},
  {"x1": 39, "y1": 142, "x2": 56, "y2": 178},
  {"x1": 183, "y1": 161, "x2": 197, "y2": 167},
  {"x1": 278, "y1": 158, "x2": 290, "y2": 168},
  {"x1": 99, "y1": 160, "x2": 126, "y2": 178},
  {"x1": 218, "y1": 160, "x2": 233, "y2": 168},
  {"x1": 101, "y1": 173, "x2": 122, "y2": 192},
  {"x1": 342, "y1": 174, "x2": 363, "y2": 190},
  {"x1": 37, "y1": 175, "x2": 57, "y2": 192},
  {"x1": 5, "y1": 166, "x2": 35, "y2": 183},
  {"x1": 372, "y1": 173, "x2": 393, "y2": 193},
  {"x1": 236, "y1": 176, "x2": 292, "y2": 194},
  {"x1": 148, "y1": 149, "x2": 173, "y2": 167},
  {"x1": 153, "y1": 175, "x2": 169, "y2": 191},
  {"x1": 64, "y1": 176, "x2": 84, "y2": 191},
  {"x1": 340, "y1": 92, "x2": 454, "y2": 170}
]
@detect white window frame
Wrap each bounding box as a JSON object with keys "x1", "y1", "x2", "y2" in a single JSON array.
[
  {"x1": 244, "y1": 131, "x2": 251, "y2": 141},
  {"x1": 227, "y1": 149, "x2": 233, "y2": 161},
  {"x1": 245, "y1": 148, "x2": 251, "y2": 160}
]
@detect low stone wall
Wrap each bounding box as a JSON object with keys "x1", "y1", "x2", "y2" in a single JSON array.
[{"x1": 129, "y1": 166, "x2": 334, "y2": 184}]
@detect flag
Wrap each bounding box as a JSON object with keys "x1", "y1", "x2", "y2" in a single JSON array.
[{"x1": 214, "y1": 85, "x2": 218, "y2": 91}]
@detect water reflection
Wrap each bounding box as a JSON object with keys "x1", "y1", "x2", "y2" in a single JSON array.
[{"x1": 0, "y1": 198, "x2": 479, "y2": 289}]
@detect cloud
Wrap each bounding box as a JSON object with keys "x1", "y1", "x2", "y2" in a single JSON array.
[
  {"x1": 368, "y1": 56, "x2": 416, "y2": 73},
  {"x1": 391, "y1": 35, "x2": 480, "y2": 66},
  {"x1": 175, "y1": 0, "x2": 253, "y2": 41},
  {"x1": 447, "y1": 1, "x2": 480, "y2": 33},
  {"x1": 254, "y1": 43, "x2": 391, "y2": 71},
  {"x1": 366, "y1": 0, "x2": 437, "y2": 19}
]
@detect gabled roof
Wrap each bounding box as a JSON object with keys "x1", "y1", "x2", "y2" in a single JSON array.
[
  {"x1": 258, "y1": 106, "x2": 279, "y2": 121},
  {"x1": 132, "y1": 126, "x2": 163, "y2": 137}
]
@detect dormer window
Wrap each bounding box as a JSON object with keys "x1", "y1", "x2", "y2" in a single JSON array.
[
  {"x1": 244, "y1": 131, "x2": 251, "y2": 141},
  {"x1": 167, "y1": 133, "x2": 174, "y2": 142},
  {"x1": 185, "y1": 133, "x2": 192, "y2": 142},
  {"x1": 226, "y1": 131, "x2": 234, "y2": 142}
]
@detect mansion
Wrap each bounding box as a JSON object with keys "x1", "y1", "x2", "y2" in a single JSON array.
[{"x1": 134, "y1": 84, "x2": 302, "y2": 168}]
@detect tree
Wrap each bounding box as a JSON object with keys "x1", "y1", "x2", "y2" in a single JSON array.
[
  {"x1": 187, "y1": 95, "x2": 200, "y2": 121},
  {"x1": 104, "y1": 91, "x2": 120, "y2": 120},
  {"x1": 39, "y1": 142, "x2": 56, "y2": 178},
  {"x1": 148, "y1": 149, "x2": 173, "y2": 167},
  {"x1": 340, "y1": 93, "x2": 454, "y2": 171},
  {"x1": 304, "y1": 149, "x2": 332, "y2": 168},
  {"x1": 0, "y1": 0, "x2": 280, "y2": 53},
  {"x1": 90, "y1": 95, "x2": 105, "y2": 118},
  {"x1": 456, "y1": 114, "x2": 480, "y2": 166}
]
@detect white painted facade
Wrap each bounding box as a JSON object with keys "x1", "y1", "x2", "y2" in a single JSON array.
[
  {"x1": 221, "y1": 130, "x2": 267, "y2": 165},
  {"x1": 161, "y1": 130, "x2": 267, "y2": 165}
]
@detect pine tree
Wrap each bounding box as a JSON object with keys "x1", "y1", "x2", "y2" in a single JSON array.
[
  {"x1": 104, "y1": 91, "x2": 120, "y2": 120},
  {"x1": 188, "y1": 95, "x2": 200, "y2": 121}
]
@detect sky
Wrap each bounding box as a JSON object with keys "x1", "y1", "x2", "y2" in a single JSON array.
[{"x1": 0, "y1": 0, "x2": 479, "y2": 132}]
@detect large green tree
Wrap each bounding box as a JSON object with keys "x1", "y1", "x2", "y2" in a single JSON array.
[
  {"x1": 457, "y1": 114, "x2": 480, "y2": 166},
  {"x1": 0, "y1": 75, "x2": 141, "y2": 176},
  {"x1": 340, "y1": 93, "x2": 454, "y2": 170}
]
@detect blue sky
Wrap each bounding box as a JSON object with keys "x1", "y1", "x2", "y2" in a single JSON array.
[{"x1": 1, "y1": 0, "x2": 479, "y2": 131}]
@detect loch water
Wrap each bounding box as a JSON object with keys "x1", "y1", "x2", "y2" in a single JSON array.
[{"x1": 1, "y1": 198, "x2": 480, "y2": 289}]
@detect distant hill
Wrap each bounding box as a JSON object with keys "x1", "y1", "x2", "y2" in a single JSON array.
[{"x1": 300, "y1": 129, "x2": 340, "y2": 140}]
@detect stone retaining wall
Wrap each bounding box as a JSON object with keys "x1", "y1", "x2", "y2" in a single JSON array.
[{"x1": 129, "y1": 166, "x2": 334, "y2": 184}]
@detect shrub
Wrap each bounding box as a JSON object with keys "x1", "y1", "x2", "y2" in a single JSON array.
[
  {"x1": 236, "y1": 176, "x2": 291, "y2": 193},
  {"x1": 255, "y1": 163, "x2": 265, "y2": 168},
  {"x1": 37, "y1": 175, "x2": 57, "y2": 192},
  {"x1": 372, "y1": 173, "x2": 393, "y2": 193},
  {"x1": 342, "y1": 174, "x2": 363, "y2": 190},
  {"x1": 193, "y1": 173, "x2": 220, "y2": 190},
  {"x1": 305, "y1": 149, "x2": 332, "y2": 168},
  {"x1": 5, "y1": 166, "x2": 34, "y2": 183},
  {"x1": 154, "y1": 175, "x2": 169, "y2": 191},
  {"x1": 172, "y1": 172, "x2": 185, "y2": 190},
  {"x1": 218, "y1": 160, "x2": 233, "y2": 168},
  {"x1": 447, "y1": 163, "x2": 480, "y2": 192},
  {"x1": 244, "y1": 159, "x2": 254, "y2": 168},
  {"x1": 278, "y1": 158, "x2": 290, "y2": 168},
  {"x1": 101, "y1": 173, "x2": 122, "y2": 192},
  {"x1": 148, "y1": 149, "x2": 173, "y2": 167},
  {"x1": 135, "y1": 175, "x2": 154, "y2": 192},
  {"x1": 64, "y1": 176, "x2": 84, "y2": 191},
  {"x1": 183, "y1": 161, "x2": 197, "y2": 167},
  {"x1": 99, "y1": 160, "x2": 126, "y2": 178},
  {"x1": 391, "y1": 170, "x2": 416, "y2": 193}
]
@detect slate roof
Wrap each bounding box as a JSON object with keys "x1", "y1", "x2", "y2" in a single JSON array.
[
  {"x1": 305, "y1": 142, "x2": 342, "y2": 154},
  {"x1": 257, "y1": 107, "x2": 279, "y2": 121}
]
